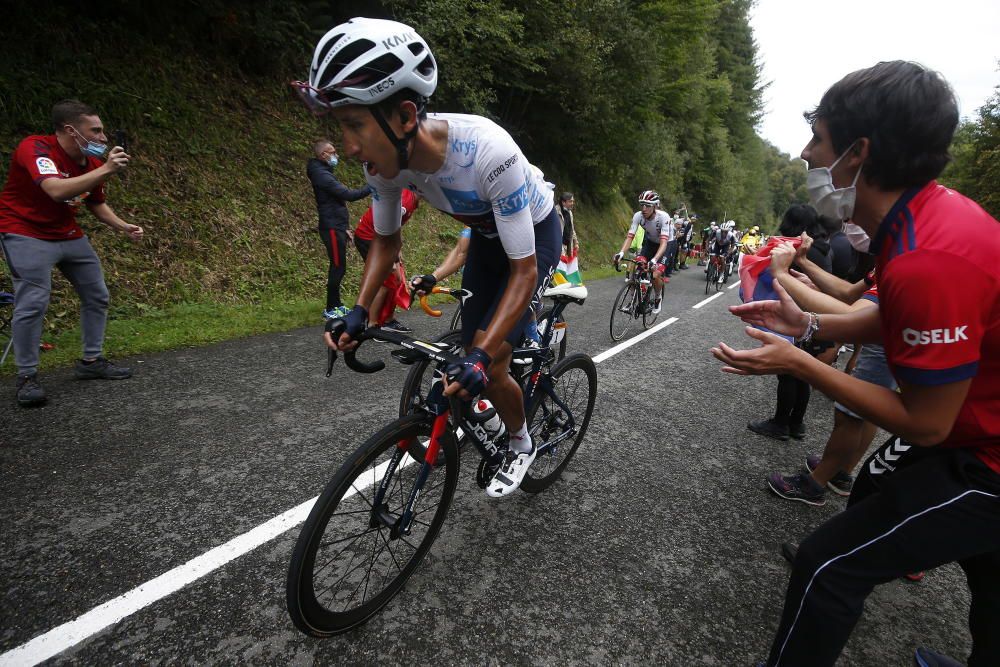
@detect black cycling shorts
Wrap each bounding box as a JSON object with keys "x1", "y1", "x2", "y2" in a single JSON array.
[{"x1": 460, "y1": 207, "x2": 561, "y2": 348}]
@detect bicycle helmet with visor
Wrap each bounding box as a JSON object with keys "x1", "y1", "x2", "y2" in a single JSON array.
[
  {"x1": 291, "y1": 18, "x2": 438, "y2": 170},
  {"x1": 639, "y1": 190, "x2": 660, "y2": 207}
]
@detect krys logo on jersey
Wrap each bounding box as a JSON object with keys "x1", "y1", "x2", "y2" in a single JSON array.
[
  {"x1": 902, "y1": 326, "x2": 969, "y2": 346},
  {"x1": 450, "y1": 139, "x2": 477, "y2": 168}
]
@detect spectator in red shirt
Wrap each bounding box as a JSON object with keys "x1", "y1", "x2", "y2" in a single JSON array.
[
  {"x1": 0, "y1": 99, "x2": 143, "y2": 407},
  {"x1": 352, "y1": 189, "x2": 420, "y2": 330},
  {"x1": 715, "y1": 61, "x2": 1000, "y2": 666}
]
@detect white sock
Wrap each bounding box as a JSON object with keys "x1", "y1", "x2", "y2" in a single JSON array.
[{"x1": 509, "y1": 422, "x2": 533, "y2": 454}]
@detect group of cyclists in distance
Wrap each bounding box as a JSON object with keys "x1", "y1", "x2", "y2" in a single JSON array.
[
  {"x1": 294, "y1": 16, "x2": 1000, "y2": 667},
  {"x1": 612, "y1": 188, "x2": 767, "y2": 308}
]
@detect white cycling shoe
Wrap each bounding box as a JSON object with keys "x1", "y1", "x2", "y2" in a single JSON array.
[
  {"x1": 485, "y1": 447, "x2": 536, "y2": 498},
  {"x1": 652, "y1": 299, "x2": 662, "y2": 314}
]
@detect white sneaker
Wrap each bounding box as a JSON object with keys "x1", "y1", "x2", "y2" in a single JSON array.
[{"x1": 485, "y1": 447, "x2": 536, "y2": 498}]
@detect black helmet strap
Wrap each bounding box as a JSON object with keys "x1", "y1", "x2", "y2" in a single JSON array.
[{"x1": 369, "y1": 106, "x2": 419, "y2": 171}]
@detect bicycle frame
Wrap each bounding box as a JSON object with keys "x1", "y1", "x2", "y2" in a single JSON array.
[{"x1": 353, "y1": 298, "x2": 579, "y2": 538}]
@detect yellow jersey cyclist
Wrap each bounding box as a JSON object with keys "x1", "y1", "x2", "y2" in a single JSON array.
[
  {"x1": 614, "y1": 190, "x2": 670, "y2": 314},
  {"x1": 295, "y1": 18, "x2": 562, "y2": 498}
]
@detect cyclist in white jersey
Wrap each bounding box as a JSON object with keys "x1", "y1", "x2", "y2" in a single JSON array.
[
  {"x1": 294, "y1": 17, "x2": 561, "y2": 498},
  {"x1": 614, "y1": 190, "x2": 670, "y2": 314}
]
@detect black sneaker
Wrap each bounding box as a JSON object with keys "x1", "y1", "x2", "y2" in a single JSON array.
[
  {"x1": 74, "y1": 356, "x2": 132, "y2": 380},
  {"x1": 913, "y1": 647, "x2": 963, "y2": 667},
  {"x1": 789, "y1": 422, "x2": 806, "y2": 440},
  {"x1": 381, "y1": 319, "x2": 412, "y2": 334},
  {"x1": 767, "y1": 472, "x2": 826, "y2": 506},
  {"x1": 748, "y1": 419, "x2": 789, "y2": 441},
  {"x1": 16, "y1": 373, "x2": 47, "y2": 406},
  {"x1": 805, "y1": 454, "x2": 854, "y2": 496}
]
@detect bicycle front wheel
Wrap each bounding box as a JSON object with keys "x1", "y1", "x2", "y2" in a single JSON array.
[
  {"x1": 610, "y1": 282, "x2": 638, "y2": 341},
  {"x1": 705, "y1": 264, "x2": 716, "y2": 294},
  {"x1": 520, "y1": 353, "x2": 597, "y2": 493},
  {"x1": 287, "y1": 415, "x2": 460, "y2": 637},
  {"x1": 449, "y1": 303, "x2": 463, "y2": 331}
]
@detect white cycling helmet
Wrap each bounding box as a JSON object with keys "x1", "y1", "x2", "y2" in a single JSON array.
[
  {"x1": 639, "y1": 190, "x2": 660, "y2": 206},
  {"x1": 302, "y1": 18, "x2": 437, "y2": 110},
  {"x1": 292, "y1": 18, "x2": 438, "y2": 171},
  {"x1": 724, "y1": 220, "x2": 736, "y2": 230}
]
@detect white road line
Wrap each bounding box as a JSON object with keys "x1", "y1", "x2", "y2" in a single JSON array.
[
  {"x1": 692, "y1": 292, "x2": 725, "y2": 309},
  {"x1": 728, "y1": 280, "x2": 741, "y2": 290},
  {"x1": 2, "y1": 296, "x2": 697, "y2": 665},
  {"x1": 591, "y1": 317, "x2": 679, "y2": 364},
  {"x1": 0, "y1": 452, "x2": 419, "y2": 667}
]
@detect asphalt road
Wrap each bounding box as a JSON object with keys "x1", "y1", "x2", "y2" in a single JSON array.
[{"x1": 1, "y1": 265, "x2": 972, "y2": 666}]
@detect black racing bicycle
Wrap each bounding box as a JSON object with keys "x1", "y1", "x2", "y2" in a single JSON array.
[
  {"x1": 398, "y1": 286, "x2": 574, "y2": 417},
  {"x1": 610, "y1": 256, "x2": 660, "y2": 341},
  {"x1": 287, "y1": 310, "x2": 597, "y2": 637}
]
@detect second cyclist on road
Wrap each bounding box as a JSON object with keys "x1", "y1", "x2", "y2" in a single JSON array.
[{"x1": 614, "y1": 190, "x2": 670, "y2": 314}]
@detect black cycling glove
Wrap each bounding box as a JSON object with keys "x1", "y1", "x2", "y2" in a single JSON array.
[
  {"x1": 410, "y1": 274, "x2": 438, "y2": 295},
  {"x1": 446, "y1": 347, "x2": 492, "y2": 396},
  {"x1": 325, "y1": 304, "x2": 368, "y2": 341}
]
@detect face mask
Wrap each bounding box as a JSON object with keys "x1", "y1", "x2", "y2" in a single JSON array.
[
  {"x1": 806, "y1": 142, "x2": 863, "y2": 221},
  {"x1": 69, "y1": 126, "x2": 107, "y2": 158},
  {"x1": 842, "y1": 222, "x2": 871, "y2": 253},
  {"x1": 327, "y1": 155, "x2": 339, "y2": 168}
]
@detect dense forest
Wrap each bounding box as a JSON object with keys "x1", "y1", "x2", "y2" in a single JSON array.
[{"x1": 1, "y1": 1, "x2": 995, "y2": 362}]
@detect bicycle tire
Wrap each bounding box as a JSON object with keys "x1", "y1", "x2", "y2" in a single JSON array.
[
  {"x1": 610, "y1": 282, "x2": 638, "y2": 341},
  {"x1": 705, "y1": 263, "x2": 717, "y2": 294},
  {"x1": 520, "y1": 353, "x2": 597, "y2": 493},
  {"x1": 538, "y1": 307, "x2": 568, "y2": 361},
  {"x1": 287, "y1": 414, "x2": 459, "y2": 637},
  {"x1": 642, "y1": 286, "x2": 660, "y2": 328},
  {"x1": 398, "y1": 329, "x2": 464, "y2": 417}
]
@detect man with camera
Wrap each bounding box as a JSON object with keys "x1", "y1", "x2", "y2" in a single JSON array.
[{"x1": 0, "y1": 99, "x2": 143, "y2": 407}]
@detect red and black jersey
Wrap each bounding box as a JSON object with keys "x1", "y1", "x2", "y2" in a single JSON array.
[
  {"x1": 0, "y1": 135, "x2": 105, "y2": 240},
  {"x1": 872, "y1": 181, "x2": 1000, "y2": 472}
]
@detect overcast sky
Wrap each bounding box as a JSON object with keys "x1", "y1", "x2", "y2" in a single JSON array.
[{"x1": 749, "y1": 0, "x2": 1000, "y2": 158}]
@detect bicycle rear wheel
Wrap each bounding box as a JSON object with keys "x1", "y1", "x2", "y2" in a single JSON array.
[
  {"x1": 610, "y1": 282, "x2": 638, "y2": 341},
  {"x1": 398, "y1": 329, "x2": 464, "y2": 417},
  {"x1": 287, "y1": 415, "x2": 459, "y2": 636},
  {"x1": 520, "y1": 353, "x2": 597, "y2": 493},
  {"x1": 642, "y1": 287, "x2": 660, "y2": 328}
]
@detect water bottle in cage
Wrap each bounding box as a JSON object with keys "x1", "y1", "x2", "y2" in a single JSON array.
[{"x1": 472, "y1": 399, "x2": 506, "y2": 442}]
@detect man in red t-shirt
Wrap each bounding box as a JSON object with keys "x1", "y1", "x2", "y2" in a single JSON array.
[
  {"x1": 716, "y1": 62, "x2": 1000, "y2": 666},
  {"x1": 352, "y1": 189, "x2": 420, "y2": 330},
  {"x1": 0, "y1": 99, "x2": 143, "y2": 406}
]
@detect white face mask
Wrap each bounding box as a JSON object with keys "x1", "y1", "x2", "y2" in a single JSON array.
[
  {"x1": 842, "y1": 222, "x2": 871, "y2": 253},
  {"x1": 806, "y1": 142, "x2": 863, "y2": 221}
]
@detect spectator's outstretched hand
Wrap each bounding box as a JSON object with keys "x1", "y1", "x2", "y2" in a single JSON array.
[
  {"x1": 728, "y1": 279, "x2": 809, "y2": 338},
  {"x1": 711, "y1": 327, "x2": 804, "y2": 376},
  {"x1": 769, "y1": 242, "x2": 796, "y2": 274}
]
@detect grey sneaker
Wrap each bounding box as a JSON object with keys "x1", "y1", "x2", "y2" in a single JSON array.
[
  {"x1": 805, "y1": 454, "x2": 855, "y2": 496},
  {"x1": 74, "y1": 356, "x2": 132, "y2": 380},
  {"x1": 16, "y1": 373, "x2": 47, "y2": 406}
]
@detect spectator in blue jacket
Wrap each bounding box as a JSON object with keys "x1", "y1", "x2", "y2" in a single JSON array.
[{"x1": 307, "y1": 139, "x2": 371, "y2": 319}]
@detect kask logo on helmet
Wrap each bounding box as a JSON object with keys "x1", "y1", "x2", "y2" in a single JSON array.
[{"x1": 381, "y1": 31, "x2": 416, "y2": 50}]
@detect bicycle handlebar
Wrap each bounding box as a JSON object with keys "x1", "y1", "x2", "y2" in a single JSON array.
[{"x1": 416, "y1": 286, "x2": 470, "y2": 317}]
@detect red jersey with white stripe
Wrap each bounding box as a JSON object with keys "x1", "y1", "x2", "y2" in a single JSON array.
[
  {"x1": 872, "y1": 181, "x2": 1000, "y2": 472},
  {"x1": 355, "y1": 189, "x2": 418, "y2": 241},
  {"x1": 0, "y1": 135, "x2": 106, "y2": 240}
]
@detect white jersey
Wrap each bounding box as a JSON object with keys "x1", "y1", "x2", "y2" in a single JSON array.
[
  {"x1": 628, "y1": 210, "x2": 671, "y2": 242},
  {"x1": 367, "y1": 113, "x2": 554, "y2": 259}
]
